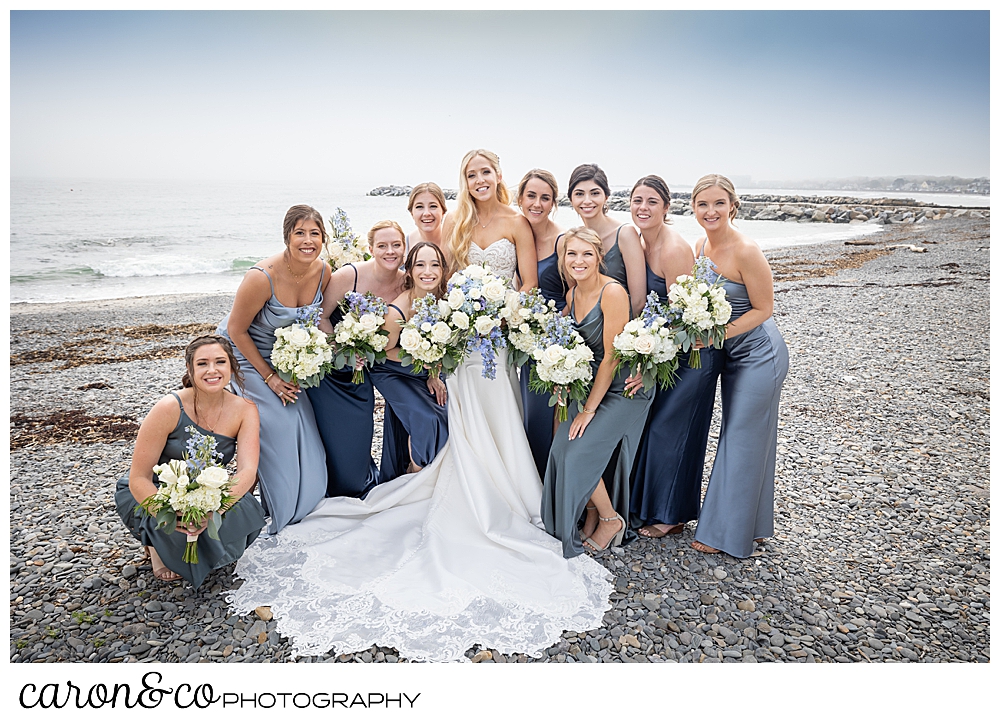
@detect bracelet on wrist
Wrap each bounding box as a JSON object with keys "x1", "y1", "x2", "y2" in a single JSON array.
[
  {"x1": 264, "y1": 372, "x2": 275, "y2": 384},
  {"x1": 581, "y1": 407, "x2": 596, "y2": 415}
]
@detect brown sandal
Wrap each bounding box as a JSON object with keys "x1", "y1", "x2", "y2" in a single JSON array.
[
  {"x1": 690, "y1": 540, "x2": 721, "y2": 554},
  {"x1": 638, "y1": 523, "x2": 684, "y2": 538},
  {"x1": 147, "y1": 546, "x2": 182, "y2": 582}
]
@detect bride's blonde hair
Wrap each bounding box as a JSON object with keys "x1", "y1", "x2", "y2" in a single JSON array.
[{"x1": 448, "y1": 149, "x2": 511, "y2": 269}]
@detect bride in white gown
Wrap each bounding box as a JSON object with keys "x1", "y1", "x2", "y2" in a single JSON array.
[{"x1": 227, "y1": 150, "x2": 615, "y2": 662}]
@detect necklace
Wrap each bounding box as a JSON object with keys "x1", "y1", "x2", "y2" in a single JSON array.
[
  {"x1": 477, "y1": 208, "x2": 497, "y2": 229},
  {"x1": 192, "y1": 392, "x2": 224, "y2": 432},
  {"x1": 284, "y1": 251, "x2": 308, "y2": 284}
]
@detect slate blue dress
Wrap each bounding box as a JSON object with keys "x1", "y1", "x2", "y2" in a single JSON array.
[
  {"x1": 542, "y1": 282, "x2": 654, "y2": 558},
  {"x1": 305, "y1": 263, "x2": 380, "y2": 498},
  {"x1": 693, "y1": 249, "x2": 789, "y2": 558},
  {"x1": 217, "y1": 266, "x2": 328, "y2": 534},
  {"x1": 520, "y1": 240, "x2": 569, "y2": 477},
  {"x1": 371, "y1": 303, "x2": 449, "y2": 483},
  {"x1": 630, "y1": 265, "x2": 721, "y2": 530},
  {"x1": 115, "y1": 393, "x2": 267, "y2": 587}
]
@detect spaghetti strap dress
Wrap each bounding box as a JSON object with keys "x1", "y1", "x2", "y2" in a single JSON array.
[
  {"x1": 693, "y1": 244, "x2": 789, "y2": 558},
  {"x1": 602, "y1": 225, "x2": 630, "y2": 293},
  {"x1": 542, "y1": 282, "x2": 654, "y2": 558},
  {"x1": 114, "y1": 393, "x2": 267, "y2": 586},
  {"x1": 305, "y1": 263, "x2": 380, "y2": 498},
  {"x1": 630, "y1": 264, "x2": 721, "y2": 530},
  {"x1": 520, "y1": 235, "x2": 569, "y2": 477},
  {"x1": 370, "y1": 302, "x2": 449, "y2": 483},
  {"x1": 217, "y1": 266, "x2": 328, "y2": 535}
]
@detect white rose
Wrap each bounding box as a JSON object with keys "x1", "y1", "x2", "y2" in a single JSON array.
[
  {"x1": 438, "y1": 300, "x2": 452, "y2": 317},
  {"x1": 504, "y1": 290, "x2": 521, "y2": 308},
  {"x1": 287, "y1": 325, "x2": 311, "y2": 347},
  {"x1": 447, "y1": 288, "x2": 466, "y2": 308},
  {"x1": 614, "y1": 333, "x2": 634, "y2": 353},
  {"x1": 335, "y1": 330, "x2": 351, "y2": 344},
  {"x1": 623, "y1": 319, "x2": 643, "y2": 334},
  {"x1": 420, "y1": 322, "x2": 433, "y2": 333},
  {"x1": 474, "y1": 316, "x2": 497, "y2": 335},
  {"x1": 430, "y1": 321, "x2": 452, "y2": 343},
  {"x1": 633, "y1": 334, "x2": 657, "y2": 355},
  {"x1": 358, "y1": 313, "x2": 380, "y2": 334},
  {"x1": 541, "y1": 345, "x2": 566, "y2": 366},
  {"x1": 518, "y1": 322, "x2": 531, "y2": 334},
  {"x1": 450, "y1": 273, "x2": 467, "y2": 286},
  {"x1": 465, "y1": 264, "x2": 485, "y2": 280},
  {"x1": 451, "y1": 311, "x2": 470, "y2": 330},
  {"x1": 400, "y1": 328, "x2": 422, "y2": 351},
  {"x1": 482, "y1": 279, "x2": 506, "y2": 303}
]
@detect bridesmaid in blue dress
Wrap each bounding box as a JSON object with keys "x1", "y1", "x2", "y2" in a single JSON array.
[
  {"x1": 516, "y1": 169, "x2": 566, "y2": 477},
  {"x1": 627, "y1": 176, "x2": 722, "y2": 539},
  {"x1": 217, "y1": 205, "x2": 330, "y2": 535},
  {"x1": 404, "y1": 182, "x2": 447, "y2": 258},
  {"x1": 687, "y1": 175, "x2": 789, "y2": 558},
  {"x1": 567, "y1": 163, "x2": 647, "y2": 316},
  {"x1": 542, "y1": 227, "x2": 654, "y2": 558},
  {"x1": 372, "y1": 241, "x2": 450, "y2": 482},
  {"x1": 116, "y1": 336, "x2": 265, "y2": 585},
  {"x1": 313, "y1": 220, "x2": 407, "y2": 497}
]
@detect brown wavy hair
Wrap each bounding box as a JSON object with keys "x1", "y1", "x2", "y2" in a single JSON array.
[
  {"x1": 182, "y1": 335, "x2": 245, "y2": 394},
  {"x1": 631, "y1": 175, "x2": 673, "y2": 224},
  {"x1": 403, "y1": 241, "x2": 448, "y2": 300},
  {"x1": 282, "y1": 204, "x2": 328, "y2": 246},
  {"x1": 407, "y1": 182, "x2": 448, "y2": 214}
]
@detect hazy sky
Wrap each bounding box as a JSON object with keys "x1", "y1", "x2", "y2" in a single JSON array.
[{"x1": 10, "y1": 10, "x2": 990, "y2": 188}]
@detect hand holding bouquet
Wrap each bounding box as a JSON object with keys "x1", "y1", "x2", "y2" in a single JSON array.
[
  {"x1": 613, "y1": 292, "x2": 681, "y2": 396},
  {"x1": 528, "y1": 314, "x2": 595, "y2": 423},
  {"x1": 667, "y1": 256, "x2": 732, "y2": 369},
  {"x1": 445, "y1": 263, "x2": 511, "y2": 380},
  {"x1": 271, "y1": 306, "x2": 335, "y2": 389},
  {"x1": 323, "y1": 208, "x2": 372, "y2": 271},
  {"x1": 501, "y1": 288, "x2": 558, "y2": 368},
  {"x1": 138, "y1": 427, "x2": 237, "y2": 564},
  {"x1": 332, "y1": 291, "x2": 390, "y2": 384},
  {"x1": 398, "y1": 293, "x2": 466, "y2": 380}
]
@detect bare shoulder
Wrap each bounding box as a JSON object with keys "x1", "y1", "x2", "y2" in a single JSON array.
[
  {"x1": 143, "y1": 393, "x2": 182, "y2": 429},
  {"x1": 734, "y1": 232, "x2": 767, "y2": 264},
  {"x1": 618, "y1": 223, "x2": 641, "y2": 243},
  {"x1": 602, "y1": 279, "x2": 630, "y2": 304}
]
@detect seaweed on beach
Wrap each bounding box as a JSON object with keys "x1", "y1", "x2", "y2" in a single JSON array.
[
  {"x1": 10, "y1": 409, "x2": 140, "y2": 449},
  {"x1": 770, "y1": 248, "x2": 891, "y2": 282}
]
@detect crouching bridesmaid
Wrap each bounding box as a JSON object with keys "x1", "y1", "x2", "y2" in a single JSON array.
[{"x1": 115, "y1": 336, "x2": 266, "y2": 586}]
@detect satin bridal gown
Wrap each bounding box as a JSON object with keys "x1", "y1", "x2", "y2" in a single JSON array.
[{"x1": 227, "y1": 239, "x2": 613, "y2": 662}]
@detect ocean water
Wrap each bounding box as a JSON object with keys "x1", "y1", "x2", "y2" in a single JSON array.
[{"x1": 9, "y1": 178, "x2": 933, "y2": 305}]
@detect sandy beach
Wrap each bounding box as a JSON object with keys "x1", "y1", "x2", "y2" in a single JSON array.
[{"x1": 9, "y1": 217, "x2": 990, "y2": 663}]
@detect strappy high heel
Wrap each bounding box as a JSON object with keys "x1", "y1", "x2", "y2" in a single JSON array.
[{"x1": 583, "y1": 513, "x2": 626, "y2": 552}]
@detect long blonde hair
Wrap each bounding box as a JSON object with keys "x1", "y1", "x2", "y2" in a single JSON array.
[
  {"x1": 691, "y1": 173, "x2": 741, "y2": 222},
  {"x1": 448, "y1": 149, "x2": 511, "y2": 269}
]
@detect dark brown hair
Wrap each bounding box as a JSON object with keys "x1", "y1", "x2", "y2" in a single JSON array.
[
  {"x1": 403, "y1": 241, "x2": 448, "y2": 299},
  {"x1": 567, "y1": 163, "x2": 611, "y2": 198},
  {"x1": 631, "y1": 175, "x2": 673, "y2": 223},
  {"x1": 282, "y1": 204, "x2": 328, "y2": 246},
  {"x1": 182, "y1": 335, "x2": 245, "y2": 394}
]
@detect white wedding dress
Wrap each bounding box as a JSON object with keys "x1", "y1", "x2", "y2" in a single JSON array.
[{"x1": 227, "y1": 239, "x2": 613, "y2": 662}]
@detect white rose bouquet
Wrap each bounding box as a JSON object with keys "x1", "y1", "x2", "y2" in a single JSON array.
[
  {"x1": 138, "y1": 427, "x2": 237, "y2": 565},
  {"x1": 331, "y1": 291, "x2": 390, "y2": 384},
  {"x1": 398, "y1": 293, "x2": 466, "y2": 379},
  {"x1": 612, "y1": 292, "x2": 682, "y2": 396},
  {"x1": 667, "y1": 256, "x2": 732, "y2": 369},
  {"x1": 271, "y1": 305, "x2": 335, "y2": 388},
  {"x1": 527, "y1": 314, "x2": 595, "y2": 423},
  {"x1": 501, "y1": 287, "x2": 558, "y2": 369},
  {"x1": 445, "y1": 263, "x2": 511, "y2": 379},
  {"x1": 323, "y1": 207, "x2": 372, "y2": 271}
]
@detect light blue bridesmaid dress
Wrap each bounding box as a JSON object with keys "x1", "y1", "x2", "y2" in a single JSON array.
[
  {"x1": 217, "y1": 267, "x2": 328, "y2": 535},
  {"x1": 692, "y1": 247, "x2": 789, "y2": 558},
  {"x1": 542, "y1": 282, "x2": 653, "y2": 558},
  {"x1": 520, "y1": 238, "x2": 568, "y2": 477},
  {"x1": 371, "y1": 303, "x2": 449, "y2": 483},
  {"x1": 630, "y1": 265, "x2": 720, "y2": 530},
  {"x1": 115, "y1": 393, "x2": 266, "y2": 587},
  {"x1": 305, "y1": 263, "x2": 380, "y2": 498}
]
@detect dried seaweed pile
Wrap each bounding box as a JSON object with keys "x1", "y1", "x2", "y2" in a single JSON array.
[
  {"x1": 770, "y1": 248, "x2": 890, "y2": 282},
  {"x1": 10, "y1": 409, "x2": 140, "y2": 450}
]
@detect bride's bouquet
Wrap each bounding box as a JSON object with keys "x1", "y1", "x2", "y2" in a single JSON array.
[
  {"x1": 398, "y1": 293, "x2": 466, "y2": 379},
  {"x1": 331, "y1": 291, "x2": 391, "y2": 384},
  {"x1": 667, "y1": 256, "x2": 732, "y2": 369},
  {"x1": 323, "y1": 208, "x2": 371, "y2": 271},
  {"x1": 501, "y1": 288, "x2": 559, "y2": 368},
  {"x1": 528, "y1": 314, "x2": 595, "y2": 423},
  {"x1": 272, "y1": 306, "x2": 335, "y2": 388},
  {"x1": 445, "y1": 263, "x2": 511, "y2": 379},
  {"x1": 138, "y1": 427, "x2": 237, "y2": 565},
  {"x1": 613, "y1": 292, "x2": 682, "y2": 396}
]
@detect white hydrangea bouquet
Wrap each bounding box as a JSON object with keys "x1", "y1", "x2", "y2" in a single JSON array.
[
  {"x1": 332, "y1": 291, "x2": 390, "y2": 384},
  {"x1": 501, "y1": 287, "x2": 559, "y2": 368},
  {"x1": 444, "y1": 262, "x2": 511, "y2": 379},
  {"x1": 613, "y1": 292, "x2": 682, "y2": 396},
  {"x1": 667, "y1": 256, "x2": 732, "y2": 369},
  {"x1": 527, "y1": 314, "x2": 595, "y2": 422},
  {"x1": 138, "y1": 427, "x2": 237, "y2": 564},
  {"x1": 271, "y1": 306, "x2": 335, "y2": 388},
  {"x1": 323, "y1": 207, "x2": 371, "y2": 271},
  {"x1": 398, "y1": 293, "x2": 467, "y2": 379}
]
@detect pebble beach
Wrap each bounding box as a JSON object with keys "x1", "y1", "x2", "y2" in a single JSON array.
[{"x1": 9, "y1": 217, "x2": 990, "y2": 665}]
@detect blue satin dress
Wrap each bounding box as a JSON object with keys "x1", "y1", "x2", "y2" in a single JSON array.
[
  {"x1": 217, "y1": 267, "x2": 328, "y2": 534},
  {"x1": 520, "y1": 242, "x2": 569, "y2": 477},
  {"x1": 115, "y1": 393, "x2": 266, "y2": 587},
  {"x1": 305, "y1": 263, "x2": 380, "y2": 498},
  {"x1": 542, "y1": 282, "x2": 653, "y2": 558},
  {"x1": 630, "y1": 265, "x2": 721, "y2": 531},
  {"x1": 693, "y1": 254, "x2": 789, "y2": 558},
  {"x1": 371, "y1": 303, "x2": 449, "y2": 483}
]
